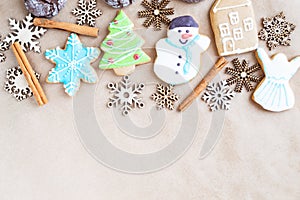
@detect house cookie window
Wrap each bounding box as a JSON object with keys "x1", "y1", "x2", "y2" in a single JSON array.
[
  {"x1": 233, "y1": 28, "x2": 243, "y2": 40},
  {"x1": 243, "y1": 18, "x2": 254, "y2": 31},
  {"x1": 229, "y1": 12, "x2": 239, "y2": 25},
  {"x1": 219, "y1": 23, "x2": 230, "y2": 38}
]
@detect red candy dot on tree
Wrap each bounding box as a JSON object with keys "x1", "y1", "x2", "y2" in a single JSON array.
[
  {"x1": 114, "y1": 20, "x2": 118, "y2": 24},
  {"x1": 133, "y1": 54, "x2": 140, "y2": 60},
  {"x1": 106, "y1": 40, "x2": 113, "y2": 46},
  {"x1": 108, "y1": 58, "x2": 114, "y2": 64}
]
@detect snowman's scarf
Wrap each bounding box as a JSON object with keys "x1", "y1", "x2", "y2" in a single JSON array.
[{"x1": 165, "y1": 35, "x2": 200, "y2": 75}]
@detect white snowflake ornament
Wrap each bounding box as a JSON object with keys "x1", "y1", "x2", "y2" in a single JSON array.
[
  {"x1": 107, "y1": 76, "x2": 145, "y2": 116},
  {"x1": 3, "y1": 14, "x2": 47, "y2": 53},
  {"x1": 0, "y1": 52, "x2": 5, "y2": 63},
  {"x1": 72, "y1": 0, "x2": 102, "y2": 27},
  {"x1": 4, "y1": 66, "x2": 40, "y2": 101},
  {"x1": 202, "y1": 80, "x2": 235, "y2": 112},
  {"x1": 151, "y1": 84, "x2": 180, "y2": 110},
  {"x1": 0, "y1": 36, "x2": 9, "y2": 63}
]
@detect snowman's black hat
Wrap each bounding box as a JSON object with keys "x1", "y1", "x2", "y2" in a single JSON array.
[{"x1": 169, "y1": 16, "x2": 199, "y2": 30}]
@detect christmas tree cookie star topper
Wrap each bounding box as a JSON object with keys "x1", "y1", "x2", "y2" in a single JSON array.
[
  {"x1": 45, "y1": 33, "x2": 100, "y2": 96},
  {"x1": 99, "y1": 10, "x2": 151, "y2": 76},
  {"x1": 154, "y1": 15, "x2": 210, "y2": 85}
]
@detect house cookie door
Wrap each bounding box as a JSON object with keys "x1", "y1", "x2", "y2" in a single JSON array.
[{"x1": 222, "y1": 38, "x2": 235, "y2": 54}]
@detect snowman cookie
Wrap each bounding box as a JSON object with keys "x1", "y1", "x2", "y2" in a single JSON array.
[
  {"x1": 154, "y1": 15, "x2": 210, "y2": 85},
  {"x1": 253, "y1": 48, "x2": 300, "y2": 112}
]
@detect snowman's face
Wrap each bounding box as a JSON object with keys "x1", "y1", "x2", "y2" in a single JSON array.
[{"x1": 168, "y1": 27, "x2": 199, "y2": 46}]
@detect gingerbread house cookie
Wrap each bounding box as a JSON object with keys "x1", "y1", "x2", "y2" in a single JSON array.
[{"x1": 210, "y1": 0, "x2": 258, "y2": 56}]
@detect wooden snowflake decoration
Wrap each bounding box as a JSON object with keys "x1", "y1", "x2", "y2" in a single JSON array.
[
  {"x1": 0, "y1": 36, "x2": 9, "y2": 63},
  {"x1": 3, "y1": 14, "x2": 47, "y2": 53},
  {"x1": 72, "y1": 0, "x2": 102, "y2": 27},
  {"x1": 107, "y1": 76, "x2": 145, "y2": 116},
  {"x1": 138, "y1": 0, "x2": 174, "y2": 31},
  {"x1": 225, "y1": 58, "x2": 263, "y2": 93},
  {"x1": 151, "y1": 84, "x2": 179, "y2": 110},
  {"x1": 202, "y1": 81, "x2": 235, "y2": 112},
  {"x1": 258, "y1": 12, "x2": 296, "y2": 50},
  {"x1": 4, "y1": 66, "x2": 40, "y2": 101}
]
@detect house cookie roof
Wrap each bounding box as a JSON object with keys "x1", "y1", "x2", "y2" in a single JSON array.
[{"x1": 212, "y1": 0, "x2": 252, "y2": 13}]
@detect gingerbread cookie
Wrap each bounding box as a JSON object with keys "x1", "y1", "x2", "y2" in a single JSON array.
[
  {"x1": 45, "y1": 33, "x2": 100, "y2": 96},
  {"x1": 154, "y1": 15, "x2": 210, "y2": 85},
  {"x1": 253, "y1": 48, "x2": 300, "y2": 112},
  {"x1": 99, "y1": 10, "x2": 151, "y2": 76},
  {"x1": 24, "y1": 0, "x2": 67, "y2": 18},
  {"x1": 210, "y1": 0, "x2": 258, "y2": 56}
]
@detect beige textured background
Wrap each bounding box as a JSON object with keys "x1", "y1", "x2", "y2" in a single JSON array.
[{"x1": 1, "y1": 0, "x2": 300, "y2": 199}]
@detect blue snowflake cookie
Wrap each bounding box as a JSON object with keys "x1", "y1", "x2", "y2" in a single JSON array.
[{"x1": 45, "y1": 33, "x2": 100, "y2": 96}]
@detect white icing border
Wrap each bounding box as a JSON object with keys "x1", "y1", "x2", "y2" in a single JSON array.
[
  {"x1": 220, "y1": 44, "x2": 258, "y2": 56},
  {"x1": 212, "y1": 0, "x2": 252, "y2": 13}
]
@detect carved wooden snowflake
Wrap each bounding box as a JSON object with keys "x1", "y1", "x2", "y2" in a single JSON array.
[
  {"x1": 151, "y1": 84, "x2": 179, "y2": 110},
  {"x1": 107, "y1": 76, "x2": 145, "y2": 116},
  {"x1": 72, "y1": 0, "x2": 102, "y2": 27},
  {"x1": 225, "y1": 58, "x2": 263, "y2": 93},
  {"x1": 3, "y1": 14, "x2": 47, "y2": 53},
  {"x1": 0, "y1": 36, "x2": 9, "y2": 63},
  {"x1": 0, "y1": 52, "x2": 5, "y2": 63},
  {"x1": 138, "y1": 0, "x2": 174, "y2": 30},
  {"x1": 258, "y1": 12, "x2": 296, "y2": 50},
  {"x1": 4, "y1": 66, "x2": 40, "y2": 101},
  {"x1": 202, "y1": 81, "x2": 235, "y2": 112}
]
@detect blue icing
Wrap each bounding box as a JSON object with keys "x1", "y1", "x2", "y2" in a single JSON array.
[{"x1": 45, "y1": 33, "x2": 100, "y2": 96}]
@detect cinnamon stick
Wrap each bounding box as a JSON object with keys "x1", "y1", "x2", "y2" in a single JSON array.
[
  {"x1": 12, "y1": 42, "x2": 48, "y2": 106},
  {"x1": 178, "y1": 57, "x2": 228, "y2": 112},
  {"x1": 33, "y1": 18, "x2": 99, "y2": 37}
]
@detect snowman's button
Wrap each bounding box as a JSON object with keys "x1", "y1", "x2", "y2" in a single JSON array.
[
  {"x1": 177, "y1": 63, "x2": 180, "y2": 66},
  {"x1": 178, "y1": 55, "x2": 182, "y2": 59},
  {"x1": 175, "y1": 71, "x2": 179, "y2": 74}
]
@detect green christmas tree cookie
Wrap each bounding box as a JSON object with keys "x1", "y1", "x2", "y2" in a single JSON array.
[{"x1": 99, "y1": 10, "x2": 151, "y2": 76}]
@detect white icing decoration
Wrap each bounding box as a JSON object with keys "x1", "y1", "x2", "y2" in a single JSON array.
[
  {"x1": 212, "y1": 0, "x2": 252, "y2": 13},
  {"x1": 243, "y1": 17, "x2": 254, "y2": 31},
  {"x1": 233, "y1": 28, "x2": 243, "y2": 40},
  {"x1": 220, "y1": 44, "x2": 257, "y2": 56},
  {"x1": 229, "y1": 12, "x2": 239, "y2": 25},
  {"x1": 253, "y1": 48, "x2": 300, "y2": 112},
  {"x1": 154, "y1": 26, "x2": 210, "y2": 85},
  {"x1": 219, "y1": 23, "x2": 231, "y2": 38},
  {"x1": 222, "y1": 38, "x2": 235, "y2": 54}
]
